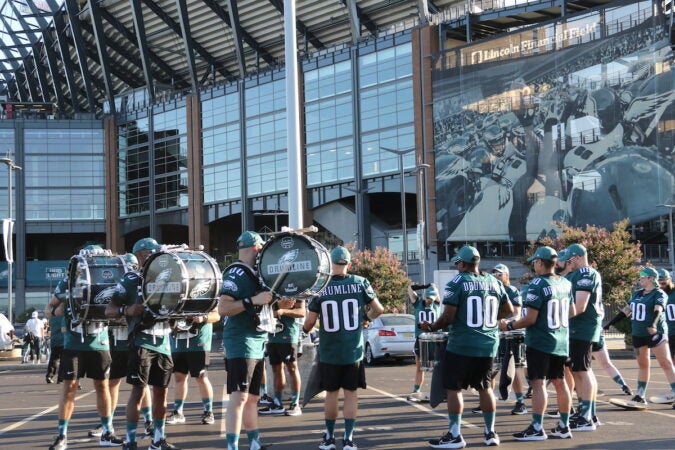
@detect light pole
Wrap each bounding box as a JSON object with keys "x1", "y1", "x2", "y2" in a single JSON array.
[
  {"x1": 411, "y1": 163, "x2": 430, "y2": 283},
  {"x1": 1, "y1": 154, "x2": 21, "y2": 323},
  {"x1": 658, "y1": 204, "x2": 675, "y2": 273}
]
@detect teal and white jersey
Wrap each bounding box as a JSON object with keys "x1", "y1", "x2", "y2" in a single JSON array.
[
  {"x1": 220, "y1": 261, "x2": 267, "y2": 359},
  {"x1": 308, "y1": 274, "x2": 377, "y2": 365},
  {"x1": 63, "y1": 315, "x2": 110, "y2": 352},
  {"x1": 505, "y1": 285, "x2": 523, "y2": 308},
  {"x1": 49, "y1": 316, "x2": 64, "y2": 348},
  {"x1": 413, "y1": 299, "x2": 441, "y2": 338},
  {"x1": 522, "y1": 274, "x2": 572, "y2": 356},
  {"x1": 568, "y1": 266, "x2": 603, "y2": 342},
  {"x1": 629, "y1": 288, "x2": 668, "y2": 337},
  {"x1": 665, "y1": 288, "x2": 675, "y2": 337},
  {"x1": 170, "y1": 322, "x2": 213, "y2": 353},
  {"x1": 53, "y1": 278, "x2": 68, "y2": 302},
  {"x1": 268, "y1": 311, "x2": 302, "y2": 344},
  {"x1": 112, "y1": 270, "x2": 171, "y2": 356},
  {"x1": 442, "y1": 272, "x2": 509, "y2": 358}
]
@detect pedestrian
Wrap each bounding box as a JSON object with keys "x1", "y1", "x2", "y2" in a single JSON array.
[
  {"x1": 407, "y1": 283, "x2": 441, "y2": 401},
  {"x1": 24, "y1": 310, "x2": 44, "y2": 363},
  {"x1": 45, "y1": 279, "x2": 67, "y2": 383}
]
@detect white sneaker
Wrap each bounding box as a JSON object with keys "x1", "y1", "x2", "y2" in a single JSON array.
[{"x1": 285, "y1": 403, "x2": 302, "y2": 416}]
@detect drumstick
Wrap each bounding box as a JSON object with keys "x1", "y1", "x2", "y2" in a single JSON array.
[{"x1": 268, "y1": 225, "x2": 318, "y2": 235}]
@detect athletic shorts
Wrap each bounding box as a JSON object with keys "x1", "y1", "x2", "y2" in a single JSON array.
[
  {"x1": 319, "y1": 361, "x2": 366, "y2": 392},
  {"x1": 226, "y1": 358, "x2": 263, "y2": 395},
  {"x1": 591, "y1": 335, "x2": 605, "y2": 353},
  {"x1": 127, "y1": 344, "x2": 173, "y2": 388},
  {"x1": 60, "y1": 349, "x2": 112, "y2": 381},
  {"x1": 109, "y1": 350, "x2": 128, "y2": 380},
  {"x1": 414, "y1": 337, "x2": 421, "y2": 357},
  {"x1": 441, "y1": 352, "x2": 493, "y2": 391},
  {"x1": 267, "y1": 342, "x2": 298, "y2": 365},
  {"x1": 526, "y1": 347, "x2": 566, "y2": 380},
  {"x1": 569, "y1": 339, "x2": 593, "y2": 372},
  {"x1": 632, "y1": 333, "x2": 668, "y2": 349},
  {"x1": 669, "y1": 335, "x2": 675, "y2": 358},
  {"x1": 172, "y1": 351, "x2": 209, "y2": 377}
]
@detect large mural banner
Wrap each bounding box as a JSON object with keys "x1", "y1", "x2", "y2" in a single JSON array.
[{"x1": 433, "y1": 0, "x2": 674, "y2": 244}]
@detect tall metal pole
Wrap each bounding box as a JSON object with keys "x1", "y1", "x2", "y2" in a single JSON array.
[
  {"x1": 670, "y1": 208, "x2": 674, "y2": 274},
  {"x1": 1, "y1": 155, "x2": 21, "y2": 322},
  {"x1": 399, "y1": 154, "x2": 408, "y2": 276}
]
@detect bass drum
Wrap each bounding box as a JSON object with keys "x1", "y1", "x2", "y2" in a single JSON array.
[
  {"x1": 68, "y1": 252, "x2": 128, "y2": 322},
  {"x1": 256, "y1": 232, "x2": 331, "y2": 299},
  {"x1": 142, "y1": 249, "x2": 222, "y2": 318}
]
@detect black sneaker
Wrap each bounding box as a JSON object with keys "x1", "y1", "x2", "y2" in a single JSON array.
[
  {"x1": 258, "y1": 402, "x2": 286, "y2": 415},
  {"x1": 46, "y1": 376, "x2": 54, "y2": 384},
  {"x1": 622, "y1": 384, "x2": 633, "y2": 396},
  {"x1": 49, "y1": 435, "x2": 67, "y2": 450},
  {"x1": 513, "y1": 424, "x2": 547, "y2": 441},
  {"x1": 149, "y1": 439, "x2": 180, "y2": 450},
  {"x1": 525, "y1": 386, "x2": 533, "y2": 398},
  {"x1": 428, "y1": 432, "x2": 466, "y2": 449},
  {"x1": 318, "y1": 435, "x2": 336, "y2": 450},
  {"x1": 511, "y1": 402, "x2": 527, "y2": 415},
  {"x1": 342, "y1": 439, "x2": 358, "y2": 450},
  {"x1": 100, "y1": 431, "x2": 124, "y2": 447},
  {"x1": 144, "y1": 421, "x2": 155, "y2": 437},
  {"x1": 550, "y1": 425, "x2": 572, "y2": 439},
  {"x1": 89, "y1": 424, "x2": 104, "y2": 437},
  {"x1": 200, "y1": 410, "x2": 215, "y2": 425},
  {"x1": 592, "y1": 415, "x2": 602, "y2": 426},
  {"x1": 631, "y1": 395, "x2": 648, "y2": 405},
  {"x1": 470, "y1": 405, "x2": 482, "y2": 413},
  {"x1": 122, "y1": 443, "x2": 137, "y2": 450},
  {"x1": 165, "y1": 410, "x2": 185, "y2": 424},
  {"x1": 545, "y1": 409, "x2": 560, "y2": 418},
  {"x1": 258, "y1": 393, "x2": 273, "y2": 406},
  {"x1": 484, "y1": 431, "x2": 500, "y2": 446},
  {"x1": 569, "y1": 416, "x2": 596, "y2": 432}
]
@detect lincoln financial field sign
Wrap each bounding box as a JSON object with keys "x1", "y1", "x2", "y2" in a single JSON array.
[{"x1": 432, "y1": 0, "x2": 674, "y2": 243}]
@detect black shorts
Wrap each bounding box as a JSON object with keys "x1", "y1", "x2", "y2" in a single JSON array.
[
  {"x1": 591, "y1": 335, "x2": 605, "y2": 353},
  {"x1": 569, "y1": 339, "x2": 593, "y2": 372},
  {"x1": 441, "y1": 352, "x2": 493, "y2": 391},
  {"x1": 414, "y1": 337, "x2": 421, "y2": 357},
  {"x1": 632, "y1": 334, "x2": 667, "y2": 349},
  {"x1": 127, "y1": 344, "x2": 173, "y2": 388},
  {"x1": 526, "y1": 347, "x2": 566, "y2": 380},
  {"x1": 109, "y1": 350, "x2": 128, "y2": 380},
  {"x1": 319, "y1": 361, "x2": 366, "y2": 392},
  {"x1": 669, "y1": 335, "x2": 675, "y2": 357},
  {"x1": 226, "y1": 358, "x2": 264, "y2": 395},
  {"x1": 267, "y1": 342, "x2": 298, "y2": 365},
  {"x1": 172, "y1": 351, "x2": 209, "y2": 377},
  {"x1": 59, "y1": 349, "x2": 112, "y2": 381}
]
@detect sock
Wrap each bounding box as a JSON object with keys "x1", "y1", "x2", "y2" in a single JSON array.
[
  {"x1": 260, "y1": 383, "x2": 267, "y2": 395},
  {"x1": 226, "y1": 433, "x2": 239, "y2": 450},
  {"x1": 291, "y1": 392, "x2": 300, "y2": 405},
  {"x1": 325, "y1": 419, "x2": 336, "y2": 439},
  {"x1": 580, "y1": 400, "x2": 592, "y2": 420},
  {"x1": 482, "y1": 411, "x2": 495, "y2": 433},
  {"x1": 532, "y1": 413, "x2": 543, "y2": 431},
  {"x1": 612, "y1": 375, "x2": 626, "y2": 387},
  {"x1": 413, "y1": 384, "x2": 420, "y2": 392},
  {"x1": 58, "y1": 419, "x2": 69, "y2": 437},
  {"x1": 560, "y1": 412, "x2": 570, "y2": 428},
  {"x1": 247, "y1": 429, "x2": 260, "y2": 444},
  {"x1": 273, "y1": 392, "x2": 282, "y2": 406},
  {"x1": 344, "y1": 418, "x2": 356, "y2": 440},
  {"x1": 153, "y1": 419, "x2": 166, "y2": 441},
  {"x1": 202, "y1": 397, "x2": 213, "y2": 412},
  {"x1": 591, "y1": 399, "x2": 596, "y2": 417},
  {"x1": 448, "y1": 413, "x2": 461, "y2": 436},
  {"x1": 637, "y1": 381, "x2": 647, "y2": 397},
  {"x1": 141, "y1": 406, "x2": 152, "y2": 422},
  {"x1": 125, "y1": 421, "x2": 137, "y2": 443},
  {"x1": 174, "y1": 399, "x2": 185, "y2": 414},
  {"x1": 515, "y1": 393, "x2": 524, "y2": 403},
  {"x1": 101, "y1": 416, "x2": 112, "y2": 434},
  {"x1": 670, "y1": 382, "x2": 675, "y2": 396}
]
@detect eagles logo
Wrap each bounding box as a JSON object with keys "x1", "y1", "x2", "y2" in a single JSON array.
[
  {"x1": 156, "y1": 268, "x2": 172, "y2": 283},
  {"x1": 190, "y1": 280, "x2": 212, "y2": 298},
  {"x1": 577, "y1": 278, "x2": 594, "y2": 287},
  {"x1": 278, "y1": 249, "x2": 299, "y2": 266},
  {"x1": 222, "y1": 280, "x2": 238, "y2": 293},
  {"x1": 94, "y1": 286, "x2": 116, "y2": 304}
]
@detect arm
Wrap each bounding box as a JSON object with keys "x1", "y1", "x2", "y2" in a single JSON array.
[
  {"x1": 407, "y1": 286, "x2": 419, "y2": 306},
  {"x1": 570, "y1": 290, "x2": 591, "y2": 317},
  {"x1": 500, "y1": 307, "x2": 538, "y2": 331},
  {"x1": 366, "y1": 298, "x2": 384, "y2": 321},
  {"x1": 302, "y1": 310, "x2": 319, "y2": 334},
  {"x1": 498, "y1": 299, "x2": 514, "y2": 319},
  {"x1": 423, "y1": 304, "x2": 456, "y2": 332},
  {"x1": 603, "y1": 304, "x2": 631, "y2": 330},
  {"x1": 276, "y1": 299, "x2": 306, "y2": 319},
  {"x1": 217, "y1": 291, "x2": 273, "y2": 317},
  {"x1": 192, "y1": 309, "x2": 221, "y2": 325},
  {"x1": 647, "y1": 305, "x2": 663, "y2": 334}
]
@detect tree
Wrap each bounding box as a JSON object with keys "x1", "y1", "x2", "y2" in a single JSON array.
[{"x1": 347, "y1": 246, "x2": 410, "y2": 313}]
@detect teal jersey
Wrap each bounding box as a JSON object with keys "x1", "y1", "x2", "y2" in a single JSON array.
[
  {"x1": 442, "y1": 272, "x2": 509, "y2": 357},
  {"x1": 308, "y1": 274, "x2": 377, "y2": 365},
  {"x1": 53, "y1": 278, "x2": 69, "y2": 302},
  {"x1": 112, "y1": 270, "x2": 171, "y2": 356},
  {"x1": 413, "y1": 299, "x2": 441, "y2": 338},
  {"x1": 568, "y1": 266, "x2": 603, "y2": 342},
  {"x1": 629, "y1": 288, "x2": 668, "y2": 337},
  {"x1": 505, "y1": 285, "x2": 523, "y2": 308},
  {"x1": 170, "y1": 322, "x2": 213, "y2": 353},
  {"x1": 63, "y1": 318, "x2": 110, "y2": 351},
  {"x1": 220, "y1": 262, "x2": 267, "y2": 359},
  {"x1": 268, "y1": 306, "x2": 303, "y2": 344},
  {"x1": 665, "y1": 288, "x2": 675, "y2": 336},
  {"x1": 522, "y1": 274, "x2": 572, "y2": 356},
  {"x1": 49, "y1": 316, "x2": 64, "y2": 347}
]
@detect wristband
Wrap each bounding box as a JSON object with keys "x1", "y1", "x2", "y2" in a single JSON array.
[
  {"x1": 119, "y1": 306, "x2": 125, "y2": 316},
  {"x1": 242, "y1": 297, "x2": 254, "y2": 312},
  {"x1": 507, "y1": 321, "x2": 514, "y2": 331},
  {"x1": 51, "y1": 306, "x2": 57, "y2": 316}
]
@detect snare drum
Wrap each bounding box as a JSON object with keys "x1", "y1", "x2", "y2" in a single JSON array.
[
  {"x1": 68, "y1": 250, "x2": 127, "y2": 322},
  {"x1": 418, "y1": 332, "x2": 448, "y2": 372},
  {"x1": 142, "y1": 249, "x2": 222, "y2": 318},
  {"x1": 256, "y1": 232, "x2": 330, "y2": 299}
]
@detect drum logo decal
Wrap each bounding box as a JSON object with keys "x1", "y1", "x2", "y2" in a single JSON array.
[
  {"x1": 158, "y1": 256, "x2": 170, "y2": 268},
  {"x1": 190, "y1": 280, "x2": 212, "y2": 298},
  {"x1": 267, "y1": 249, "x2": 312, "y2": 274},
  {"x1": 102, "y1": 270, "x2": 114, "y2": 279},
  {"x1": 284, "y1": 282, "x2": 299, "y2": 294},
  {"x1": 280, "y1": 237, "x2": 295, "y2": 249},
  {"x1": 94, "y1": 286, "x2": 116, "y2": 304},
  {"x1": 146, "y1": 268, "x2": 181, "y2": 294}
]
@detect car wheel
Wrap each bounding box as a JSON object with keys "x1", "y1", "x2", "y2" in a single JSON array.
[{"x1": 365, "y1": 344, "x2": 375, "y2": 365}]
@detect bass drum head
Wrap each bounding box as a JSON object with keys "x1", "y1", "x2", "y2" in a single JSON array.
[
  {"x1": 257, "y1": 233, "x2": 331, "y2": 298},
  {"x1": 68, "y1": 255, "x2": 126, "y2": 322},
  {"x1": 176, "y1": 250, "x2": 221, "y2": 315},
  {"x1": 142, "y1": 251, "x2": 186, "y2": 317}
]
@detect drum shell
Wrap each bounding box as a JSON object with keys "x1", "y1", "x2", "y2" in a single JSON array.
[
  {"x1": 142, "y1": 250, "x2": 222, "y2": 318},
  {"x1": 68, "y1": 254, "x2": 127, "y2": 322},
  {"x1": 256, "y1": 232, "x2": 330, "y2": 299},
  {"x1": 418, "y1": 332, "x2": 448, "y2": 372}
]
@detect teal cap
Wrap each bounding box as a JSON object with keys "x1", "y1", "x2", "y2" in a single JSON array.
[
  {"x1": 639, "y1": 267, "x2": 659, "y2": 278},
  {"x1": 527, "y1": 246, "x2": 558, "y2": 262},
  {"x1": 424, "y1": 285, "x2": 439, "y2": 299},
  {"x1": 123, "y1": 253, "x2": 139, "y2": 267},
  {"x1": 566, "y1": 243, "x2": 587, "y2": 258},
  {"x1": 236, "y1": 231, "x2": 264, "y2": 249},
  {"x1": 450, "y1": 245, "x2": 480, "y2": 264},
  {"x1": 132, "y1": 237, "x2": 160, "y2": 253},
  {"x1": 331, "y1": 246, "x2": 351, "y2": 265},
  {"x1": 557, "y1": 248, "x2": 570, "y2": 262},
  {"x1": 657, "y1": 268, "x2": 671, "y2": 280}
]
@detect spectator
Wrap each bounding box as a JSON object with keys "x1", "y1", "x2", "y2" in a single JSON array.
[{"x1": 24, "y1": 311, "x2": 45, "y2": 363}]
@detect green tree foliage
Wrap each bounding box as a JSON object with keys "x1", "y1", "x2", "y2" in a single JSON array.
[{"x1": 348, "y1": 246, "x2": 410, "y2": 313}]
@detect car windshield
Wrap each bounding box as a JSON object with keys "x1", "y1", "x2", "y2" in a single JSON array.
[{"x1": 380, "y1": 316, "x2": 414, "y2": 326}]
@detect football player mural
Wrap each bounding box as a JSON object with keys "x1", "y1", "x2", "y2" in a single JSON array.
[{"x1": 432, "y1": 0, "x2": 674, "y2": 246}]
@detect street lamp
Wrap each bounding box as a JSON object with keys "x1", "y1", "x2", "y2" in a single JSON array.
[
  {"x1": 411, "y1": 163, "x2": 430, "y2": 283},
  {"x1": 658, "y1": 204, "x2": 675, "y2": 273},
  {"x1": 1, "y1": 154, "x2": 22, "y2": 323}
]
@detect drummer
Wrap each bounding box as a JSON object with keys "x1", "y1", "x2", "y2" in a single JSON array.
[
  {"x1": 107, "y1": 237, "x2": 179, "y2": 450},
  {"x1": 407, "y1": 283, "x2": 441, "y2": 401}
]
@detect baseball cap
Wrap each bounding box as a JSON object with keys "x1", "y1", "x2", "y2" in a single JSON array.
[
  {"x1": 639, "y1": 267, "x2": 659, "y2": 278},
  {"x1": 424, "y1": 285, "x2": 439, "y2": 299},
  {"x1": 557, "y1": 248, "x2": 570, "y2": 262},
  {"x1": 236, "y1": 231, "x2": 264, "y2": 249},
  {"x1": 83, "y1": 244, "x2": 102, "y2": 251},
  {"x1": 657, "y1": 268, "x2": 671, "y2": 280},
  {"x1": 450, "y1": 245, "x2": 480, "y2": 264},
  {"x1": 492, "y1": 263, "x2": 509, "y2": 274},
  {"x1": 527, "y1": 246, "x2": 558, "y2": 262},
  {"x1": 566, "y1": 243, "x2": 587, "y2": 258},
  {"x1": 31, "y1": 311, "x2": 38, "y2": 318},
  {"x1": 132, "y1": 237, "x2": 160, "y2": 253},
  {"x1": 331, "y1": 246, "x2": 351, "y2": 265}
]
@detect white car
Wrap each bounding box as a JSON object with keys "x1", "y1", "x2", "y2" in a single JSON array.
[{"x1": 364, "y1": 313, "x2": 415, "y2": 365}]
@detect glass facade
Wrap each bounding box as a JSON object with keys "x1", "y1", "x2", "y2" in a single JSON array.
[
  {"x1": 118, "y1": 118, "x2": 150, "y2": 216},
  {"x1": 0, "y1": 129, "x2": 15, "y2": 217},
  {"x1": 24, "y1": 129, "x2": 105, "y2": 220},
  {"x1": 154, "y1": 108, "x2": 188, "y2": 211}
]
